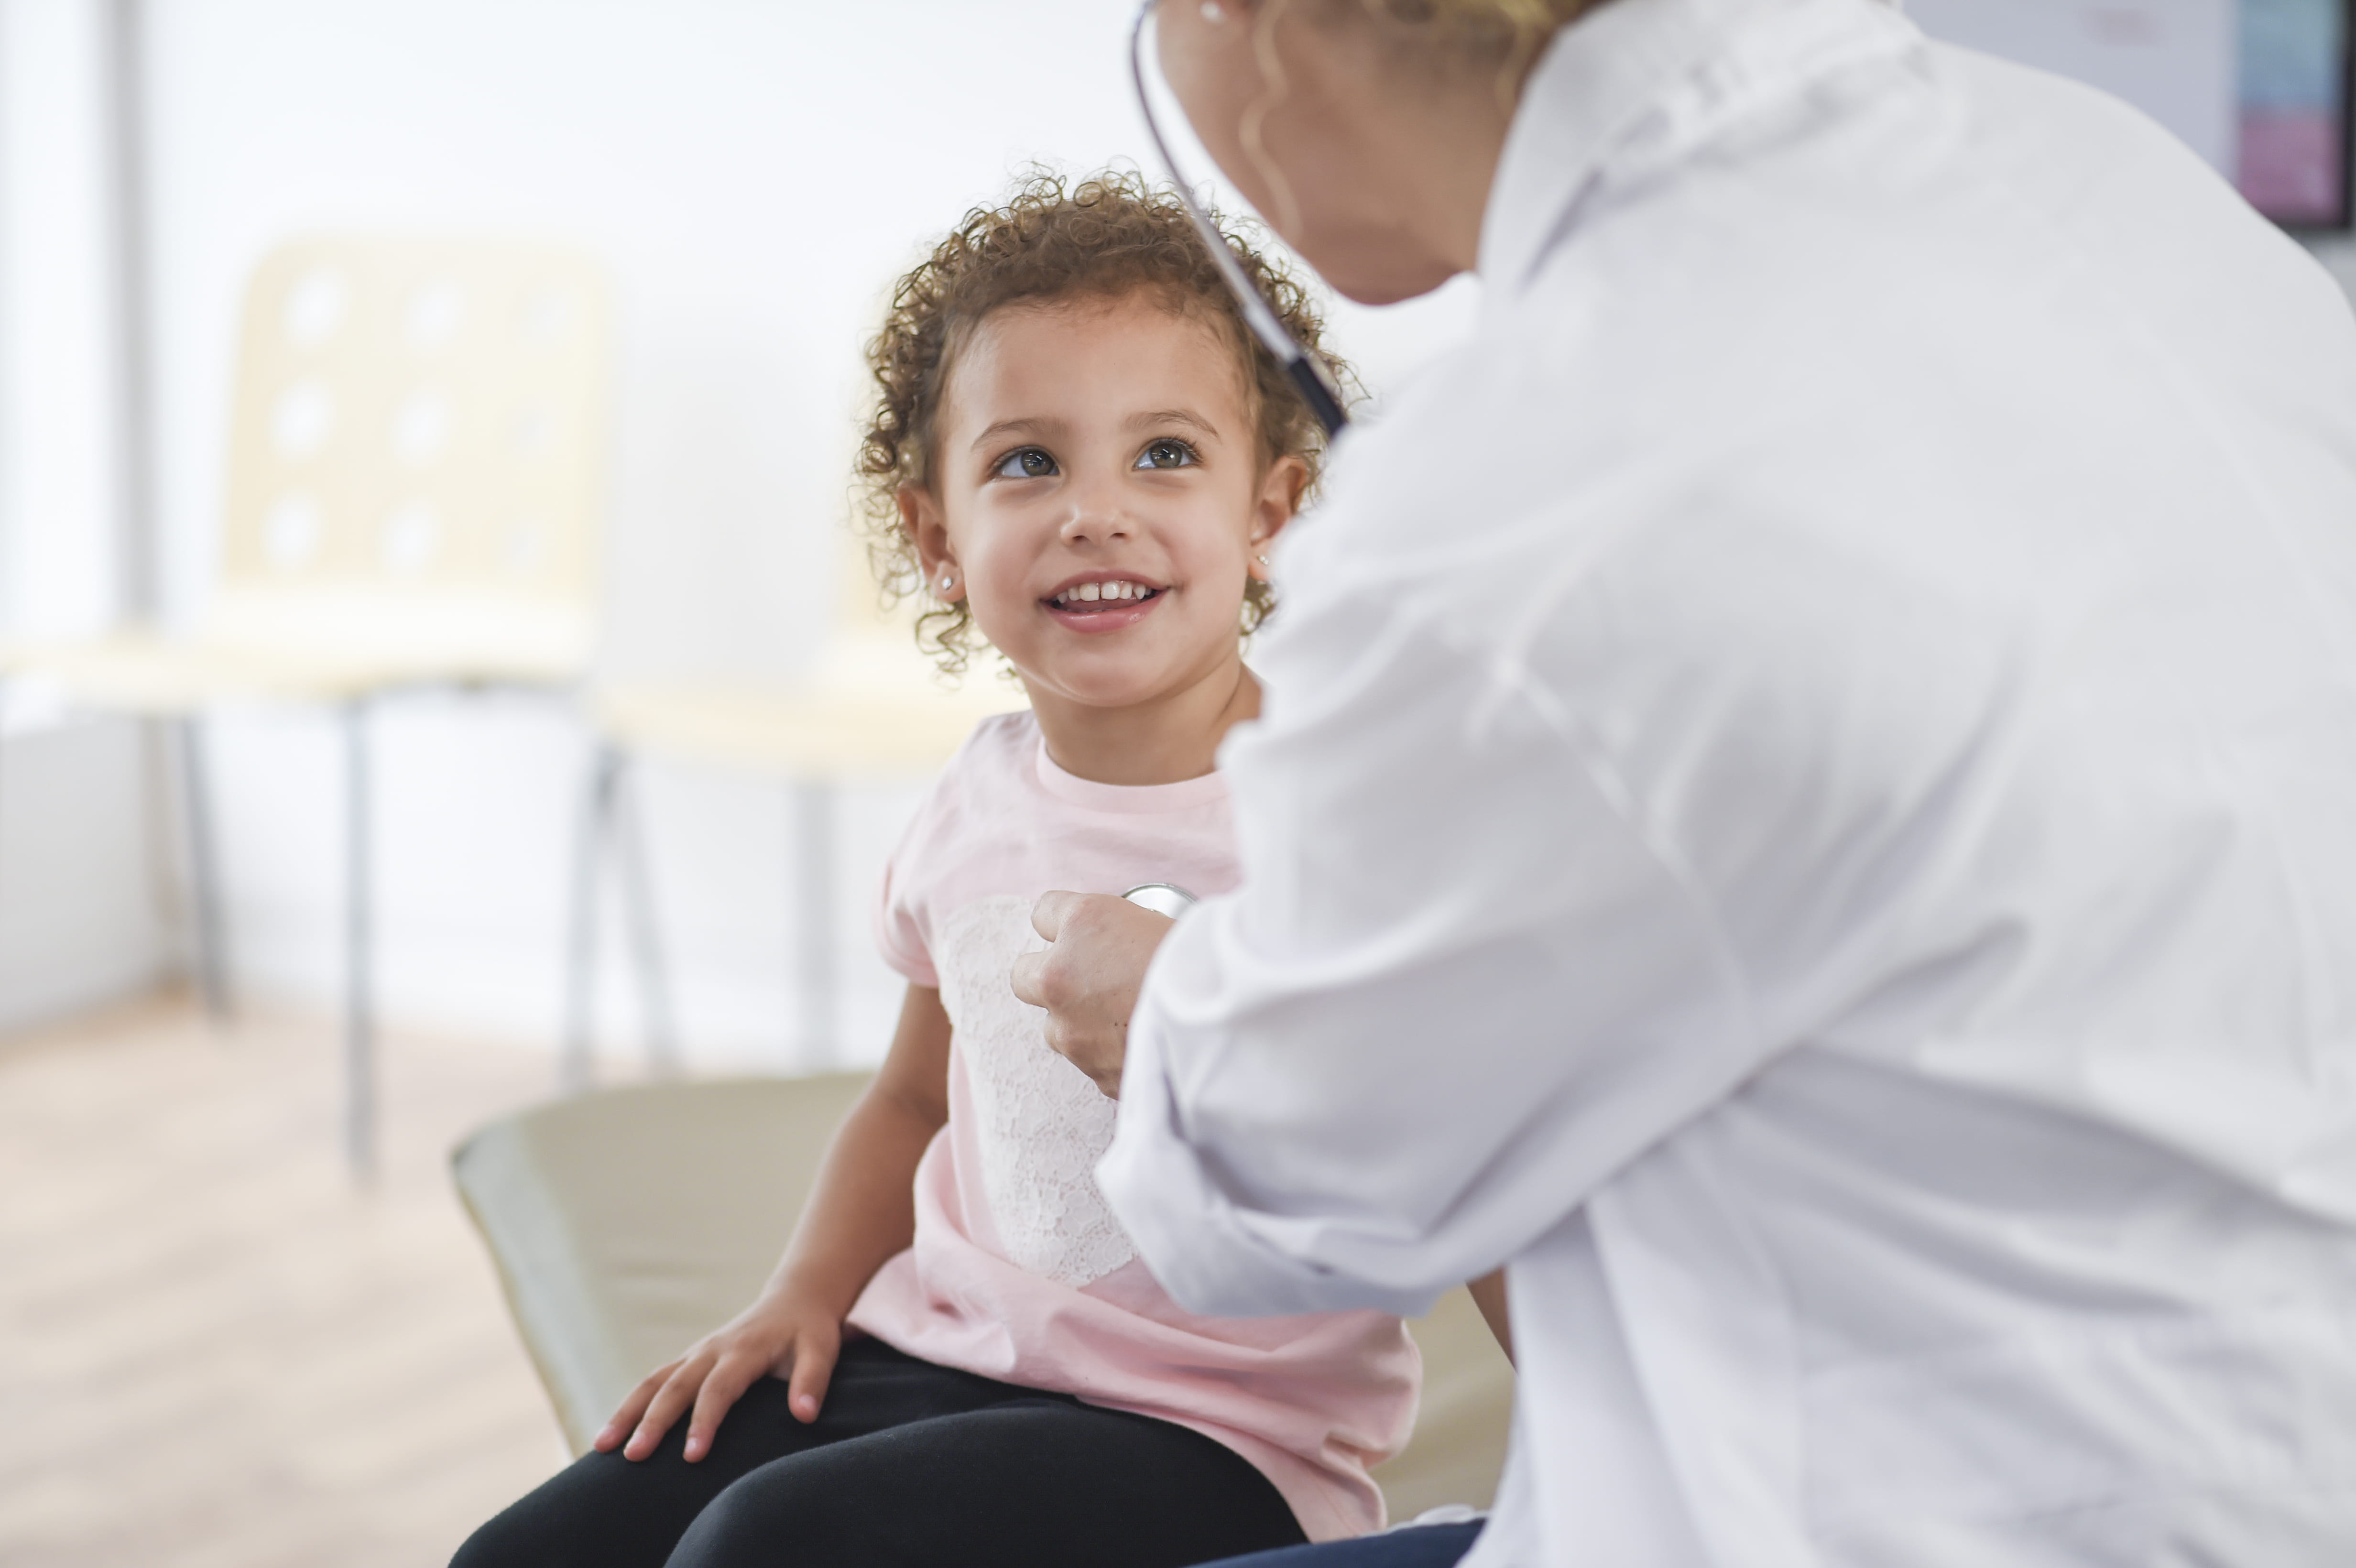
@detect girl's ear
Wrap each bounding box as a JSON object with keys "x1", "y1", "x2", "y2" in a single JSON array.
[
  {"x1": 1247, "y1": 455, "x2": 1311, "y2": 580},
  {"x1": 900, "y1": 485, "x2": 963, "y2": 602}
]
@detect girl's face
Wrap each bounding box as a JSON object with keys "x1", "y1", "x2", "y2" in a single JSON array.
[{"x1": 905, "y1": 293, "x2": 1304, "y2": 714}]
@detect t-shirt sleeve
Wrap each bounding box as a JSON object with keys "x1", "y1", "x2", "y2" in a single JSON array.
[
  {"x1": 874, "y1": 714, "x2": 1030, "y2": 992},
  {"x1": 1102, "y1": 594, "x2": 1745, "y2": 1319},
  {"x1": 873, "y1": 840, "x2": 939, "y2": 990},
  {"x1": 873, "y1": 767, "x2": 959, "y2": 990}
]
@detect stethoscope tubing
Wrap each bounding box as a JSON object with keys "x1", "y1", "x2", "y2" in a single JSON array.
[{"x1": 1128, "y1": 0, "x2": 1351, "y2": 437}]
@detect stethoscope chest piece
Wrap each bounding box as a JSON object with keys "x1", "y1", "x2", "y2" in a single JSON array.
[{"x1": 1122, "y1": 883, "x2": 1199, "y2": 920}]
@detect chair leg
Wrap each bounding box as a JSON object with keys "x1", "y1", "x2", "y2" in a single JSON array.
[
  {"x1": 341, "y1": 699, "x2": 375, "y2": 1181},
  {"x1": 174, "y1": 716, "x2": 234, "y2": 1022},
  {"x1": 561, "y1": 741, "x2": 620, "y2": 1094},
  {"x1": 612, "y1": 755, "x2": 680, "y2": 1078},
  {"x1": 791, "y1": 777, "x2": 836, "y2": 1067}
]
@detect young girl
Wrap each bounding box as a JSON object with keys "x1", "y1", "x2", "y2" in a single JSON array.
[{"x1": 453, "y1": 173, "x2": 1418, "y2": 1568}]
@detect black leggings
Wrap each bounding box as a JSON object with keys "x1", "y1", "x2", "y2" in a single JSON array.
[{"x1": 451, "y1": 1339, "x2": 1309, "y2": 1568}]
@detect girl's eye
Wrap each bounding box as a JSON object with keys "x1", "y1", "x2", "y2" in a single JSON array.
[
  {"x1": 1134, "y1": 438, "x2": 1199, "y2": 471},
  {"x1": 993, "y1": 447, "x2": 1058, "y2": 480}
]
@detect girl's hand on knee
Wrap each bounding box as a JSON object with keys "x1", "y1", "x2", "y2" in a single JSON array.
[{"x1": 591, "y1": 1291, "x2": 843, "y2": 1463}]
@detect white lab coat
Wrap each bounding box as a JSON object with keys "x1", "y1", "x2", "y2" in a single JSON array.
[{"x1": 1096, "y1": 0, "x2": 2356, "y2": 1562}]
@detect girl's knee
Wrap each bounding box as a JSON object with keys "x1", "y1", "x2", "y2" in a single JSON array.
[
  {"x1": 447, "y1": 1456, "x2": 681, "y2": 1568},
  {"x1": 447, "y1": 1506, "x2": 535, "y2": 1568},
  {"x1": 664, "y1": 1472, "x2": 863, "y2": 1568}
]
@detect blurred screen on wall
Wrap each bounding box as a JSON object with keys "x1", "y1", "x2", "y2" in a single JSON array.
[
  {"x1": 2239, "y1": 0, "x2": 2355, "y2": 229},
  {"x1": 1909, "y1": 0, "x2": 2354, "y2": 234}
]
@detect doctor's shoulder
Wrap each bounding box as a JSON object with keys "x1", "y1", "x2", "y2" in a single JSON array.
[
  {"x1": 1285, "y1": 342, "x2": 1538, "y2": 568},
  {"x1": 1284, "y1": 330, "x2": 1644, "y2": 612}
]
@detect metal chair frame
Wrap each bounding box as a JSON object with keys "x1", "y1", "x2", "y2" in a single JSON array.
[{"x1": 5, "y1": 237, "x2": 611, "y2": 1177}]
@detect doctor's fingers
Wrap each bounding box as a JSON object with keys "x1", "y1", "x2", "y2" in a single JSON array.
[
  {"x1": 1040, "y1": 1010, "x2": 1126, "y2": 1099},
  {"x1": 1028, "y1": 889, "x2": 1085, "y2": 942},
  {"x1": 1012, "y1": 909, "x2": 1115, "y2": 1016},
  {"x1": 1010, "y1": 946, "x2": 1053, "y2": 1011}
]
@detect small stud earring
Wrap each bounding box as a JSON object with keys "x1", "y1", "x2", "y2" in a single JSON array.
[
  {"x1": 1254, "y1": 554, "x2": 1269, "y2": 566},
  {"x1": 939, "y1": 574, "x2": 954, "y2": 593}
]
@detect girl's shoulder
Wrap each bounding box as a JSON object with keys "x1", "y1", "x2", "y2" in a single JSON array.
[
  {"x1": 930, "y1": 707, "x2": 1044, "y2": 814},
  {"x1": 874, "y1": 707, "x2": 1040, "y2": 988},
  {"x1": 887, "y1": 707, "x2": 1045, "y2": 883}
]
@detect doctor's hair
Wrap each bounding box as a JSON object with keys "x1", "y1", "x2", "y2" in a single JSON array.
[
  {"x1": 1307, "y1": 1, "x2": 1608, "y2": 118},
  {"x1": 854, "y1": 167, "x2": 1354, "y2": 679},
  {"x1": 1342, "y1": 0, "x2": 1600, "y2": 45}
]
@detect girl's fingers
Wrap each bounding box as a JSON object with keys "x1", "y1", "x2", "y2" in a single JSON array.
[
  {"x1": 594, "y1": 1361, "x2": 680, "y2": 1452},
  {"x1": 680, "y1": 1355, "x2": 761, "y2": 1462},
  {"x1": 786, "y1": 1332, "x2": 840, "y2": 1425},
  {"x1": 623, "y1": 1354, "x2": 712, "y2": 1461}
]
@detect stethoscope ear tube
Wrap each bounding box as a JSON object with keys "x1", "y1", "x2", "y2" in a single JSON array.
[
  {"x1": 1130, "y1": 0, "x2": 1350, "y2": 440},
  {"x1": 1285, "y1": 354, "x2": 1349, "y2": 438}
]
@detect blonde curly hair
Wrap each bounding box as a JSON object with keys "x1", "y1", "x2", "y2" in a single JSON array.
[
  {"x1": 1297, "y1": 1, "x2": 1608, "y2": 125},
  {"x1": 854, "y1": 169, "x2": 1353, "y2": 679},
  {"x1": 1360, "y1": 0, "x2": 1600, "y2": 44}
]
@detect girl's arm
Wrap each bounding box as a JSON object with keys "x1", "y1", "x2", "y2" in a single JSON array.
[{"x1": 597, "y1": 982, "x2": 954, "y2": 1463}]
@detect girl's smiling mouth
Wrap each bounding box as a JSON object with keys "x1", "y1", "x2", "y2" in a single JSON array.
[{"x1": 1043, "y1": 574, "x2": 1167, "y2": 632}]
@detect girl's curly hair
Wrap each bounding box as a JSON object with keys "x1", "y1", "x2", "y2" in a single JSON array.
[{"x1": 854, "y1": 168, "x2": 1355, "y2": 678}]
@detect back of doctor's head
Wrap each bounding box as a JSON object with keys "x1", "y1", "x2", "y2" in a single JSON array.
[
  {"x1": 1305, "y1": 0, "x2": 1602, "y2": 65},
  {"x1": 854, "y1": 168, "x2": 1350, "y2": 678}
]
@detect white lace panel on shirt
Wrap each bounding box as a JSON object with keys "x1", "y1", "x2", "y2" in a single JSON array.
[{"x1": 936, "y1": 895, "x2": 1138, "y2": 1288}]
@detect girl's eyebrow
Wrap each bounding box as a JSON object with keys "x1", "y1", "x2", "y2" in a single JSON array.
[
  {"x1": 968, "y1": 415, "x2": 1066, "y2": 453},
  {"x1": 1129, "y1": 408, "x2": 1218, "y2": 437},
  {"x1": 967, "y1": 408, "x2": 1218, "y2": 454}
]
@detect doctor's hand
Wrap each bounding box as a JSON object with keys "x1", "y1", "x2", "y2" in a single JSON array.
[{"x1": 1012, "y1": 891, "x2": 1174, "y2": 1099}]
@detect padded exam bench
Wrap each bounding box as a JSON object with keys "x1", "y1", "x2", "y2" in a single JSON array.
[{"x1": 453, "y1": 1075, "x2": 1513, "y2": 1521}]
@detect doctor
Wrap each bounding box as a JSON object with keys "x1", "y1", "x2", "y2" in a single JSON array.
[{"x1": 1012, "y1": 0, "x2": 2356, "y2": 1563}]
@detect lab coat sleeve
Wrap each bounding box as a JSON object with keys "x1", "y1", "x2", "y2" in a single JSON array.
[
  {"x1": 1098, "y1": 581, "x2": 1753, "y2": 1318},
  {"x1": 1097, "y1": 514, "x2": 2012, "y2": 1319}
]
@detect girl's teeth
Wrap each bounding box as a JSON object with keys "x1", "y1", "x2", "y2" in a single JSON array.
[{"x1": 1058, "y1": 582, "x2": 1144, "y2": 604}]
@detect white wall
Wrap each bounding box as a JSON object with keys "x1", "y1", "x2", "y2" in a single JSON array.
[
  {"x1": 0, "y1": 0, "x2": 130, "y2": 639},
  {"x1": 122, "y1": 0, "x2": 1477, "y2": 1070},
  {"x1": 26, "y1": 0, "x2": 2346, "y2": 1067},
  {"x1": 0, "y1": 0, "x2": 171, "y2": 1034},
  {"x1": 0, "y1": 716, "x2": 165, "y2": 1035}
]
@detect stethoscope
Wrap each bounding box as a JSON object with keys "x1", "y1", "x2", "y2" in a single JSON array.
[
  {"x1": 1128, "y1": 0, "x2": 1351, "y2": 438},
  {"x1": 1123, "y1": 883, "x2": 1199, "y2": 918},
  {"x1": 1119, "y1": 1, "x2": 1332, "y2": 921}
]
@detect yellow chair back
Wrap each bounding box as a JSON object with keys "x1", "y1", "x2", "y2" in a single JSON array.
[{"x1": 214, "y1": 238, "x2": 609, "y2": 680}]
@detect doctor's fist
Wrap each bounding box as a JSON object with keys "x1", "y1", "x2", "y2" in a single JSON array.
[{"x1": 1012, "y1": 891, "x2": 1174, "y2": 1099}]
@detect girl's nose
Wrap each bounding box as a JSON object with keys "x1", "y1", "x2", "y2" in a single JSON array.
[{"x1": 1059, "y1": 480, "x2": 1134, "y2": 547}]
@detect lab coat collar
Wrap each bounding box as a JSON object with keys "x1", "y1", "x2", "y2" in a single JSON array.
[{"x1": 1479, "y1": 0, "x2": 1916, "y2": 297}]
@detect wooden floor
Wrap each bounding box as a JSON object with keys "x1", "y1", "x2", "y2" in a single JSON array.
[{"x1": 0, "y1": 994, "x2": 608, "y2": 1568}]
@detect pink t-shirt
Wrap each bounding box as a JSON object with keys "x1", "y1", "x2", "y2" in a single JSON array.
[{"x1": 846, "y1": 711, "x2": 1418, "y2": 1542}]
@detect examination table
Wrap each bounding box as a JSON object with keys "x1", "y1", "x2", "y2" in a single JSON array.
[{"x1": 453, "y1": 1074, "x2": 1514, "y2": 1522}]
